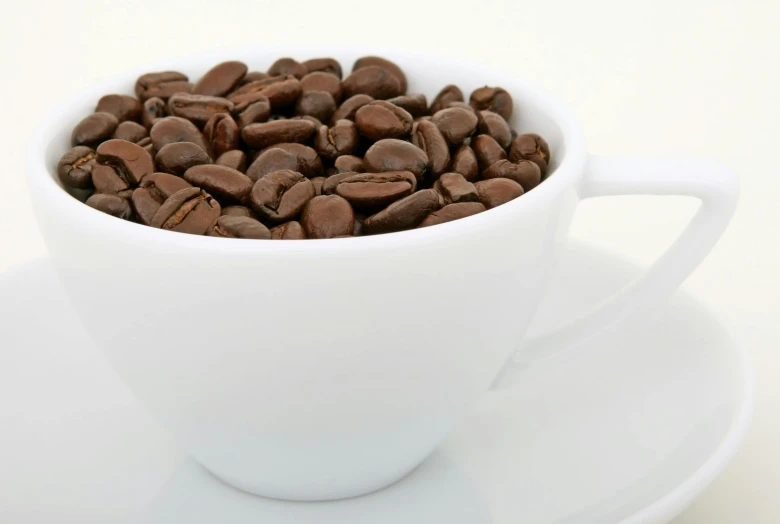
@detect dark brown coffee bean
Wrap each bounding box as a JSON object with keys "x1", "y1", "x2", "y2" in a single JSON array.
[
  {"x1": 387, "y1": 94, "x2": 428, "y2": 118},
  {"x1": 192, "y1": 61, "x2": 248, "y2": 97},
  {"x1": 508, "y1": 133, "x2": 551, "y2": 175},
  {"x1": 270, "y1": 221, "x2": 306, "y2": 239},
  {"x1": 362, "y1": 189, "x2": 442, "y2": 235},
  {"x1": 150, "y1": 187, "x2": 221, "y2": 234},
  {"x1": 293, "y1": 115, "x2": 323, "y2": 128},
  {"x1": 203, "y1": 113, "x2": 239, "y2": 157},
  {"x1": 475, "y1": 178, "x2": 524, "y2": 209},
  {"x1": 451, "y1": 144, "x2": 479, "y2": 182},
  {"x1": 429, "y1": 85, "x2": 464, "y2": 114},
  {"x1": 355, "y1": 100, "x2": 413, "y2": 142},
  {"x1": 268, "y1": 58, "x2": 308, "y2": 79},
  {"x1": 334, "y1": 155, "x2": 364, "y2": 173},
  {"x1": 335, "y1": 171, "x2": 416, "y2": 211},
  {"x1": 221, "y1": 205, "x2": 255, "y2": 218},
  {"x1": 236, "y1": 98, "x2": 272, "y2": 128},
  {"x1": 142, "y1": 97, "x2": 168, "y2": 129},
  {"x1": 300, "y1": 72, "x2": 343, "y2": 102},
  {"x1": 258, "y1": 143, "x2": 323, "y2": 178},
  {"x1": 184, "y1": 164, "x2": 254, "y2": 205},
  {"x1": 71, "y1": 112, "x2": 119, "y2": 147},
  {"x1": 133, "y1": 172, "x2": 193, "y2": 225},
  {"x1": 57, "y1": 146, "x2": 96, "y2": 189},
  {"x1": 342, "y1": 66, "x2": 403, "y2": 100},
  {"x1": 302, "y1": 58, "x2": 342, "y2": 79},
  {"x1": 246, "y1": 147, "x2": 300, "y2": 182},
  {"x1": 229, "y1": 92, "x2": 270, "y2": 114},
  {"x1": 92, "y1": 164, "x2": 129, "y2": 194},
  {"x1": 434, "y1": 172, "x2": 479, "y2": 204},
  {"x1": 207, "y1": 215, "x2": 271, "y2": 239},
  {"x1": 352, "y1": 56, "x2": 407, "y2": 93},
  {"x1": 215, "y1": 150, "x2": 247, "y2": 173},
  {"x1": 471, "y1": 134, "x2": 507, "y2": 171},
  {"x1": 95, "y1": 94, "x2": 142, "y2": 123},
  {"x1": 363, "y1": 139, "x2": 429, "y2": 180},
  {"x1": 301, "y1": 195, "x2": 355, "y2": 239},
  {"x1": 135, "y1": 71, "x2": 192, "y2": 101},
  {"x1": 241, "y1": 71, "x2": 270, "y2": 84},
  {"x1": 477, "y1": 110, "x2": 512, "y2": 149},
  {"x1": 167, "y1": 93, "x2": 234, "y2": 127},
  {"x1": 410, "y1": 120, "x2": 450, "y2": 177},
  {"x1": 228, "y1": 76, "x2": 285, "y2": 97},
  {"x1": 446, "y1": 101, "x2": 477, "y2": 113},
  {"x1": 250, "y1": 170, "x2": 315, "y2": 223},
  {"x1": 155, "y1": 142, "x2": 211, "y2": 176},
  {"x1": 241, "y1": 119, "x2": 316, "y2": 150},
  {"x1": 85, "y1": 193, "x2": 133, "y2": 220},
  {"x1": 313, "y1": 120, "x2": 359, "y2": 160},
  {"x1": 149, "y1": 116, "x2": 210, "y2": 153},
  {"x1": 470, "y1": 86, "x2": 513, "y2": 120},
  {"x1": 294, "y1": 91, "x2": 336, "y2": 123},
  {"x1": 331, "y1": 94, "x2": 374, "y2": 124},
  {"x1": 482, "y1": 159, "x2": 541, "y2": 191},
  {"x1": 259, "y1": 76, "x2": 302, "y2": 110},
  {"x1": 310, "y1": 176, "x2": 326, "y2": 195},
  {"x1": 431, "y1": 107, "x2": 478, "y2": 146},
  {"x1": 113, "y1": 121, "x2": 148, "y2": 143},
  {"x1": 419, "y1": 202, "x2": 486, "y2": 228},
  {"x1": 96, "y1": 139, "x2": 155, "y2": 185}
]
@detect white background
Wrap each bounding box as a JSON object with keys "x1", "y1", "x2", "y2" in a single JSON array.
[{"x1": 0, "y1": 0, "x2": 777, "y2": 521}]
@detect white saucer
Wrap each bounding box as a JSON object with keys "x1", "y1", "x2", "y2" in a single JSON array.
[{"x1": 0, "y1": 242, "x2": 752, "y2": 524}]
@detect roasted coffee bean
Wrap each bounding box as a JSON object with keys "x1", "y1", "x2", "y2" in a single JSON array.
[
  {"x1": 355, "y1": 100, "x2": 413, "y2": 142},
  {"x1": 92, "y1": 164, "x2": 129, "y2": 194},
  {"x1": 363, "y1": 139, "x2": 429, "y2": 180},
  {"x1": 215, "y1": 150, "x2": 247, "y2": 173},
  {"x1": 334, "y1": 155, "x2": 364, "y2": 173},
  {"x1": 228, "y1": 76, "x2": 285, "y2": 97},
  {"x1": 241, "y1": 71, "x2": 270, "y2": 84},
  {"x1": 331, "y1": 94, "x2": 374, "y2": 124},
  {"x1": 250, "y1": 169, "x2": 315, "y2": 223},
  {"x1": 300, "y1": 72, "x2": 343, "y2": 102},
  {"x1": 419, "y1": 202, "x2": 486, "y2": 228},
  {"x1": 86, "y1": 193, "x2": 133, "y2": 220},
  {"x1": 293, "y1": 115, "x2": 323, "y2": 127},
  {"x1": 135, "y1": 71, "x2": 192, "y2": 101},
  {"x1": 434, "y1": 172, "x2": 478, "y2": 204},
  {"x1": 301, "y1": 195, "x2": 355, "y2": 239},
  {"x1": 221, "y1": 205, "x2": 255, "y2": 218},
  {"x1": 95, "y1": 94, "x2": 142, "y2": 123},
  {"x1": 203, "y1": 113, "x2": 239, "y2": 157},
  {"x1": 294, "y1": 91, "x2": 336, "y2": 122},
  {"x1": 259, "y1": 76, "x2": 302, "y2": 110},
  {"x1": 310, "y1": 176, "x2": 326, "y2": 195},
  {"x1": 149, "y1": 116, "x2": 210, "y2": 153},
  {"x1": 207, "y1": 215, "x2": 271, "y2": 239},
  {"x1": 352, "y1": 56, "x2": 407, "y2": 93},
  {"x1": 469, "y1": 86, "x2": 513, "y2": 120},
  {"x1": 475, "y1": 178, "x2": 524, "y2": 209},
  {"x1": 450, "y1": 144, "x2": 479, "y2": 182},
  {"x1": 342, "y1": 66, "x2": 403, "y2": 100},
  {"x1": 268, "y1": 58, "x2": 308, "y2": 79},
  {"x1": 410, "y1": 120, "x2": 450, "y2": 177},
  {"x1": 431, "y1": 107, "x2": 478, "y2": 146},
  {"x1": 508, "y1": 133, "x2": 551, "y2": 175},
  {"x1": 477, "y1": 110, "x2": 512, "y2": 149},
  {"x1": 258, "y1": 143, "x2": 323, "y2": 177},
  {"x1": 302, "y1": 58, "x2": 342, "y2": 79},
  {"x1": 142, "y1": 97, "x2": 168, "y2": 129},
  {"x1": 313, "y1": 120, "x2": 359, "y2": 160},
  {"x1": 167, "y1": 93, "x2": 234, "y2": 127},
  {"x1": 71, "y1": 112, "x2": 118, "y2": 147},
  {"x1": 322, "y1": 171, "x2": 357, "y2": 194},
  {"x1": 96, "y1": 139, "x2": 154, "y2": 185},
  {"x1": 387, "y1": 94, "x2": 428, "y2": 118},
  {"x1": 131, "y1": 172, "x2": 191, "y2": 225},
  {"x1": 429, "y1": 85, "x2": 463, "y2": 114},
  {"x1": 113, "y1": 121, "x2": 148, "y2": 143},
  {"x1": 335, "y1": 171, "x2": 416, "y2": 211},
  {"x1": 229, "y1": 92, "x2": 270, "y2": 113},
  {"x1": 151, "y1": 187, "x2": 221, "y2": 234},
  {"x1": 184, "y1": 164, "x2": 254, "y2": 204},
  {"x1": 270, "y1": 221, "x2": 306, "y2": 239},
  {"x1": 192, "y1": 61, "x2": 248, "y2": 97},
  {"x1": 57, "y1": 146, "x2": 96, "y2": 189},
  {"x1": 236, "y1": 98, "x2": 272, "y2": 128},
  {"x1": 241, "y1": 119, "x2": 316, "y2": 150},
  {"x1": 362, "y1": 188, "x2": 442, "y2": 235},
  {"x1": 482, "y1": 159, "x2": 541, "y2": 191},
  {"x1": 246, "y1": 147, "x2": 300, "y2": 182},
  {"x1": 155, "y1": 142, "x2": 211, "y2": 176},
  {"x1": 446, "y1": 101, "x2": 476, "y2": 113},
  {"x1": 471, "y1": 134, "x2": 507, "y2": 171}
]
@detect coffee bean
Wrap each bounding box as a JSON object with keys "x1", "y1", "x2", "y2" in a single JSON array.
[
  {"x1": 268, "y1": 58, "x2": 308, "y2": 79},
  {"x1": 387, "y1": 94, "x2": 428, "y2": 117},
  {"x1": 410, "y1": 120, "x2": 450, "y2": 177},
  {"x1": 92, "y1": 164, "x2": 129, "y2": 194},
  {"x1": 469, "y1": 86, "x2": 513, "y2": 120},
  {"x1": 302, "y1": 58, "x2": 342, "y2": 79},
  {"x1": 113, "y1": 121, "x2": 148, "y2": 143},
  {"x1": 434, "y1": 172, "x2": 478, "y2": 204},
  {"x1": 184, "y1": 164, "x2": 254, "y2": 205},
  {"x1": 96, "y1": 139, "x2": 155, "y2": 185},
  {"x1": 135, "y1": 71, "x2": 192, "y2": 101},
  {"x1": 471, "y1": 134, "x2": 507, "y2": 171},
  {"x1": 294, "y1": 91, "x2": 336, "y2": 123},
  {"x1": 192, "y1": 60, "x2": 248, "y2": 97},
  {"x1": 241, "y1": 71, "x2": 270, "y2": 84},
  {"x1": 363, "y1": 139, "x2": 428, "y2": 180},
  {"x1": 418, "y1": 202, "x2": 486, "y2": 228},
  {"x1": 86, "y1": 193, "x2": 133, "y2": 220},
  {"x1": 475, "y1": 178, "x2": 524, "y2": 209},
  {"x1": 331, "y1": 94, "x2": 374, "y2": 124},
  {"x1": 355, "y1": 100, "x2": 413, "y2": 142},
  {"x1": 151, "y1": 187, "x2": 221, "y2": 234},
  {"x1": 150, "y1": 116, "x2": 210, "y2": 153},
  {"x1": 215, "y1": 150, "x2": 247, "y2": 173},
  {"x1": 477, "y1": 110, "x2": 512, "y2": 149},
  {"x1": 342, "y1": 66, "x2": 403, "y2": 100},
  {"x1": 95, "y1": 94, "x2": 142, "y2": 123},
  {"x1": 431, "y1": 107, "x2": 478, "y2": 146},
  {"x1": 429, "y1": 85, "x2": 463, "y2": 114},
  {"x1": 300, "y1": 72, "x2": 343, "y2": 102},
  {"x1": 221, "y1": 205, "x2": 255, "y2": 218},
  {"x1": 132, "y1": 173, "x2": 193, "y2": 224},
  {"x1": 335, "y1": 171, "x2": 416, "y2": 211},
  {"x1": 142, "y1": 97, "x2": 167, "y2": 129},
  {"x1": 258, "y1": 143, "x2": 323, "y2": 177},
  {"x1": 314, "y1": 120, "x2": 359, "y2": 160},
  {"x1": 167, "y1": 93, "x2": 234, "y2": 127},
  {"x1": 270, "y1": 221, "x2": 306, "y2": 239},
  {"x1": 228, "y1": 76, "x2": 285, "y2": 97},
  {"x1": 482, "y1": 159, "x2": 541, "y2": 191},
  {"x1": 259, "y1": 76, "x2": 302, "y2": 110},
  {"x1": 207, "y1": 215, "x2": 271, "y2": 239},
  {"x1": 450, "y1": 144, "x2": 479, "y2": 182},
  {"x1": 246, "y1": 147, "x2": 300, "y2": 182},
  {"x1": 229, "y1": 92, "x2": 270, "y2": 113},
  {"x1": 362, "y1": 188, "x2": 442, "y2": 234},
  {"x1": 236, "y1": 98, "x2": 272, "y2": 128},
  {"x1": 508, "y1": 133, "x2": 551, "y2": 175},
  {"x1": 310, "y1": 176, "x2": 326, "y2": 195},
  {"x1": 155, "y1": 142, "x2": 211, "y2": 176},
  {"x1": 57, "y1": 146, "x2": 96, "y2": 189},
  {"x1": 71, "y1": 112, "x2": 119, "y2": 147},
  {"x1": 250, "y1": 170, "x2": 315, "y2": 223},
  {"x1": 241, "y1": 119, "x2": 316, "y2": 150},
  {"x1": 446, "y1": 101, "x2": 476, "y2": 113},
  {"x1": 334, "y1": 155, "x2": 364, "y2": 173},
  {"x1": 301, "y1": 195, "x2": 355, "y2": 239},
  {"x1": 352, "y1": 56, "x2": 407, "y2": 93},
  {"x1": 203, "y1": 113, "x2": 239, "y2": 157}
]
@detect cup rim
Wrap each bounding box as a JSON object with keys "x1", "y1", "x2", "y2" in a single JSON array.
[{"x1": 27, "y1": 46, "x2": 588, "y2": 254}]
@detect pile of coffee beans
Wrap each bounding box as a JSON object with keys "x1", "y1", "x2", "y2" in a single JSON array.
[{"x1": 57, "y1": 56, "x2": 551, "y2": 239}]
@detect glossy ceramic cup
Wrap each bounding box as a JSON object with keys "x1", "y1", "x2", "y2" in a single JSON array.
[{"x1": 27, "y1": 48, "x2": 738, "y2": 501}]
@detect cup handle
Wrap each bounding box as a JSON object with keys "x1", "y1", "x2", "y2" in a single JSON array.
[{"x1": 491, "y1": 155, "x2": 739, "y2": 388}]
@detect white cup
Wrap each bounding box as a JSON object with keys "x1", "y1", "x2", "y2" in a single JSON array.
[{"x1": 27, "y1": 48, "x2": 738, "y2": 501}]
